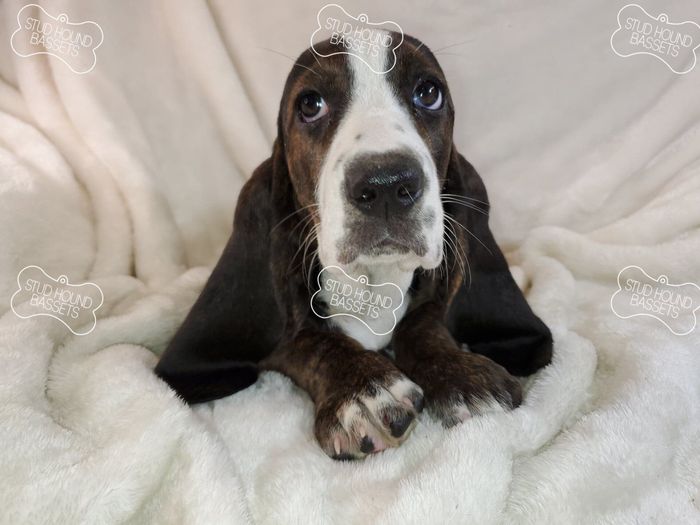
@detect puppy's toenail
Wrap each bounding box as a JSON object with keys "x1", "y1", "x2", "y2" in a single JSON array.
[
  {"x1": 360, "y1": 435, "x2": 374, "y2": 454},
  {"x1": 413, "y1": 394, "x2": 425, "y2": 413},
  {"x1": 333, "y1": 436, "x2": 341, "y2": 455},
  {"x1": 390, "y1": 412, "x2": 415, "y2": 438},
  {"x1": 332, "y1": 453, "x2": 356, "y2": 461}
]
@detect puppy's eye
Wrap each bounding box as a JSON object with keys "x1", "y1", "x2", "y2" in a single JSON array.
[
  {"x1": 298, "y1": 92, "x2": 329, "y2": 123},
  {"x1": 413, "y1": 81, "x2": 443, "y2": 110}
]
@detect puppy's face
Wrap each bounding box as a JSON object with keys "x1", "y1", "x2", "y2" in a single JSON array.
[{"x1": 279, "y1": 34, "x2": 453, "y2": 274}]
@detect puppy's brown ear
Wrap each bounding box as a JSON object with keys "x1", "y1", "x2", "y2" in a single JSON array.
[
  {"x1": 155, "y1": 143, "x2": 285, "y2": 403},
  {"x1": 444, "y1": 148, "x2": 552, "y2": 376}
]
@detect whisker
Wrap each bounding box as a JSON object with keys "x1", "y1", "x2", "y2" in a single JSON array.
[
  {"x1": 400, "y1": 185, "x2": 416, "y2": 205},
  {"x1": 452, "y1": 228, "x2": 471, "y2": 289},
  {"x1": 285, "y1": 213, "x2": 316, "y2": 248},
  {"x1": 301, "y1": 224, "x2": 319, "y2": 287},
  {"x1": 288, "y1": 215, "x2": 319, "y2": 291},
  {"x1": 290, "y1": 213, "x2": 315, "y2": 236},
  {"x1": 463, "y1": 244, "x2": 472, "y2": 289},
  {"x1": 288, "y1": 217, "x2": 316, "y2": 274},
  {"x1": 441, "y1": 193, "x2": 489, "y2": 207},
  {"x1": 441, "y1": 198, "x2": 488, "y2": 213},
  {"x1": 310, "y1": 50, "x2": 326, "y2": 72},
  {"x1": 443, "y1": 223, "x2": 466, "y2": 283},
  {"x1": 432, "y1": 51, "x2": 469, "y2": 59},
  {"x1": 300, "y1": 224, "x2": 316, "y2": 263},
  {"x1": 408, "y1": 41, "x2": 425, "y2": 57},
  {"x1": 441, "y1": 228, "x2": 456, "y2": 290},
  {"x1": 305, "y1": 245, "x2": 320, "y2": 291},
  {"x1": 441, "y1": 198, "x2": 489, "y2": 216},
  {"x1": 431, "y1": 39, "x2": 474, "y2": 54},
  {"x1": 444, "y1": 220, "x2": 471, "y2": 289},
  {"x1": 272, "y1": 204, "x2": 319, "y2": 232},
  {"x1": 258, "y1": 47, "x2": 322, "y2": 78},
  {"x1": 444, "y1": 213, "x2": 493, "y2": 255}
]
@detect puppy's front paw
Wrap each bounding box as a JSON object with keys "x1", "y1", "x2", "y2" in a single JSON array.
[
  {"x1": 417, "y1": 350, "x2": 522, "y2": 427},
  {"x1": 314, "y1": 365, "x2": 424, "y2": 460}
]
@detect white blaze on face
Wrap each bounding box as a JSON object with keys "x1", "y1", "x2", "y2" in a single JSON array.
[
  {"x1": 314, "y1": 34, "x2": 445, "y2": 350},
  {"x1": 316, "y1": 32, "x2": 444, "y2": 276}
]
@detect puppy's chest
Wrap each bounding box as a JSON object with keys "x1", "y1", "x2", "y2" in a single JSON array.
[{"x1": 318, "y1": 266, "x2": 414, "y2": 351}]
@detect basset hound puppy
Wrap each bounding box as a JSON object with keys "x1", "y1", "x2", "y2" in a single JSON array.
[{"x1": 156, "y1": 34, "x2": 552, "y2": 460}]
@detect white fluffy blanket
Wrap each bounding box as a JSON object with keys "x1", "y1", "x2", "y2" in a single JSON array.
[{"x1": 1, "y1": 0, "x2": 699, "y2": 523}]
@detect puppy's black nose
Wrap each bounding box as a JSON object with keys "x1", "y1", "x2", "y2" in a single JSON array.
[{"x1": 345, "y1": 151, "x2": 424, "y2": 218}]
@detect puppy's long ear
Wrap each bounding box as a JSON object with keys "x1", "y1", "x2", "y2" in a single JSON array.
[
  {"x1": 444, "y1": 148, "x2": 552, "y2": 376},
  {"x1": 155, "y1": 143, "x2": 285, "y2": 403}
]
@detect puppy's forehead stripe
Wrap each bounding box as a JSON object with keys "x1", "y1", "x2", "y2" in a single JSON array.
[{"x1": 347, "y1": 36, "x2": 391, "y2": 108}]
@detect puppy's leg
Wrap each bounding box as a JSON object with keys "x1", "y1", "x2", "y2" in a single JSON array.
[
  {"x1": 261, "y1": 329, "x2": 424, "y2": 460},
  {"x1": 393, "y1": 302, "x2": 522, "y2": 427}
]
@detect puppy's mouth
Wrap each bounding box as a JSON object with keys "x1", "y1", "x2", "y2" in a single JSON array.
[
  {"x1": 335, "y1": 220, "x2": 428, "y2": 265},
  {"x1": 370, "y1": 237, "x2": 412, "y2": 256}
]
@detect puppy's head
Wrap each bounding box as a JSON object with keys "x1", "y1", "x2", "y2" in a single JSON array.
[{"x1": 277, "y1": 34, "x2": 453, "y2": 274}]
